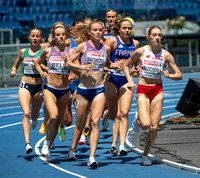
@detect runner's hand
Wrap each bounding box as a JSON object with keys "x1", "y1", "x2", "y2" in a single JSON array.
[
  {"x1": 10, "y1": 70, "x2": 16, "y2": 78},
  {"x1": 163, "y1": 68, "x2": 169, "y2": 78},
  {"x1": 127, "y1": 80, "x2": 137, "y2": 91}
]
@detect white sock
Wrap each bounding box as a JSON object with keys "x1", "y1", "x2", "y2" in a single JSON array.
[
  {"x1": 119, "y1": 145, "x2": 124, "y2": 150},
  {"x1": 89, "y1": 157, "x2": 95, "y2": 162}
]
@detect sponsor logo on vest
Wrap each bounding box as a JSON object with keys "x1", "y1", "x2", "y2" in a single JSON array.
[{"x1": 118, "y1": 44, "x2": 123, "y2": 48}]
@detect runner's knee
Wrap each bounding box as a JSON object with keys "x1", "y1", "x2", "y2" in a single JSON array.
[
  {"x1": 149, "y1": 124, "x2": 159, "y2": 133},
  {"x1": 91, "y1": 119, "x2": 99, "y2": 129},
  {"x1": 76, "y1": 120, "x2": 85, "y2": 131},
  {"x1": 64, "y1": 118, "x2": 73, "y2": 126},
  {"x1": 120, "y1": 110, "x2": 129, "y2": 119},
  {"x1": 139, "y1": 120, "x2": 150, "y2": 130},
  {"x1": 23, "y1": 112, "x2": 30, "y2": 119}
]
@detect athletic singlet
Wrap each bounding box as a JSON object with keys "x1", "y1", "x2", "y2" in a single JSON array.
[
  {"x1": 104, "y1": 28, "x2": 114, "y2": 39},
  {"x1": 23, "y1": 47, "x2": 44, "y2": 78},
  {"x1": 80, "y1": 41, "x2": 107, "y2": 72},
  {"x1": 69, "y1": 37, "x2": 77, "y2": 49},
  {"x1": 110, "y1": 36, "x2": 136, "y2": 76},
  {"x1": 47, "y1": 46, "x2": 70, "y2": 75},
  {"x1": 139, "y1": 45, "x2": 165, "y2": 79}
]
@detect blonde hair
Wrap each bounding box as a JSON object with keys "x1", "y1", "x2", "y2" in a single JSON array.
[
  {"x1": 71, "y1": 18, "x2": 92, "y2": 45},
  {"x1": 48, "y1": 21, "x2": 66, "y2": 46}
]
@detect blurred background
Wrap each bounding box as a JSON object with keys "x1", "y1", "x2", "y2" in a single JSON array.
[{"x1": 0, "y1": 0, "x2": 200, "y2": 86}]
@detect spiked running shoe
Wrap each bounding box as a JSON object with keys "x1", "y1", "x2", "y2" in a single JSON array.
[
  {"x1": 142, "y1": 155, "x2": 152, "y2": 166},
  {"x1": 86, "y1": 135, "x2": 90, "y2": 145},
  {"x1": 59, "y1": 127, "x2": 67, "y2": 142},
  {"x1": 109, "y1": 146, "x2": 118, "y2": 156},
  {"x1": 67, "y1": 150, "x2": 76, "y2": 161},
  {"x1": 41, "y1": 140, "x2": 50, "y2": 155},
  {"x1": 102, "y1": 112, "x2": 109, "y2": 131},
  {"x1": 26, "y1": 143, "x2": 33, "y2": 154},
  {"x1": 39, "y1": 121, "x2": 46, "y2": 134},
  {"x1": 84, "y1": 127, "x2": 90, "y2": 136},
  {"x1": 118, "y1": 146, "x2": 128, "y2": 156},
  {"x1": 87, "y1": 157, "x2": 98, "y2": 168},
  {"x1": 79, "y1": 135, "x2": 86, "y2": 145},
  {"x1": 44, "y1": 152, "x2": 52, "y2": 162},
  {"x1": 30, "y1": 120, "x2": 37, "y2": 129},
  {"x1": 132, "y1": 112, "x2": 141, "y2": 133}
]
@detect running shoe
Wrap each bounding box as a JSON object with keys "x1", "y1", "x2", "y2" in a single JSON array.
[
  {"x1": 50, "y1": 142, "x2": 55, "y2": 149},
  {"x1": 84, "y1": 127, "x2": 90, "y2": 136},
  {"x1": 132, "y1": 112, "x2": 141, "y2": 133},
  {"x1": 39, "y1": 121, "x2": 46, "y2": 134},
  {"x1": 44, "y1": 152, "x2": 52, "y2": 162},
  {"x1": 67, "y1": 150, "x2": 76, "y2": 161},
  {"x1": 41, "y1": 140, "x2": 50, "y2": 155},
  {"x1": 118, "y1": 146, "x2": 128, "y2": 156},
  {"x1": 109, "y1": 146, "x2": 118, "y2": 156},
  {"x1": 87, "y1": 157, "x2": 98, "y2": 168},
  {"x1": 59, "y1": 127, "x2": 67, "y2": 142},
  {"x1": 25, "y1": 143, "x2": 33, "y2": 154},
  {"x1": 79, "y1": 135, "x2": 86, "y2": 145},
  {"x1": 102, "y1": 112, "x2": 109, "y2": 131},
  {"x1": 127, "y1": 127, "x2": 134, "y2": 136},
  {"x1": 30, "y1": 120, "x2": 37, "y2": 129},
  {"x1": 142, "y1": 155, "x2": 152, "y2": 166},
  {"x1": 86, "y1": 135, "x2": 90, "y2": 145}
]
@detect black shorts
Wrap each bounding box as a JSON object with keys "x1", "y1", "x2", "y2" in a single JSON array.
[{"x1": 19, "y1": 81, "x2": 43, "y2": 96}]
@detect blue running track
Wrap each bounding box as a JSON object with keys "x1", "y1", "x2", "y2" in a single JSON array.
[{"x1": 0, "y1": 73, "x2": 200, "y2": 178}]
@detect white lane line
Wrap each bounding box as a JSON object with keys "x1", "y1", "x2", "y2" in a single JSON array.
[
  {"x1": 0, "y1": 90, "x2": 18, "y2": 93},
  {"x1": 0, "y1": 106, "x2": 21, "y2": 110},
  {"x1": 164, "y1": 93, "x2": 182, "y2": 97},
  {"x1": 0, "y1": 118, "x2": 44, "y2": 129},
  {"x1": 125, "y1": 112, "x2": 200, "y2": 174},
  {"x1": 0, "y1": 117, "x2": 86, "y2": 177},
  {"x1": 0, "y1": 110, "x2": 76, "y2": 119},
  {"x1": 164, "y1": 98, "x2": 179, "y2": 103},
  {"x1": 163, "y1": 85, "x2": 186, "y2": 88},
  {"x1": 0, "y1": 101, "x2": 19, "y2": 105},
  {"x1": 0, "y1": 111, "x2": 23, "y2": 117},
  {"x1": 0, "y1": 98, "x2": 18, "y2": 101},
  {"x1": 0, "y1": 121, "x2": 23, "y2": 129},
  {"x1": 35, "y1": 125, "x2": 87, "y2": 178},
  {"x1": 162, "y1": 82, "x2": 187, "y2": 86}
]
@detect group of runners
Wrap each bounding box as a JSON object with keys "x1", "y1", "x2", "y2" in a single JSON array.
[{"x1": 10, "y1": 9, "x2": 182, "y2": 168}]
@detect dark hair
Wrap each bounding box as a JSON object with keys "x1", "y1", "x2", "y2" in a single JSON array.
[
  {"x1": 72, "y1": 19, "x2": 84, "y2": 26},
  {"x1": 106, "y1": 9, "x2": 118, "y2": 17},
  {"x1": 28, "y1": 27, "x2": 44, "y2": 43},
  {"x1": 112, "y1": 19, "x2": 132, "y2": 36},
  {"x1": 146, "y1": 25, "x2": 164, "y2": 47},
  {"x1": 147, "y1": 25, "x2": 162, "y2": 36}
]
